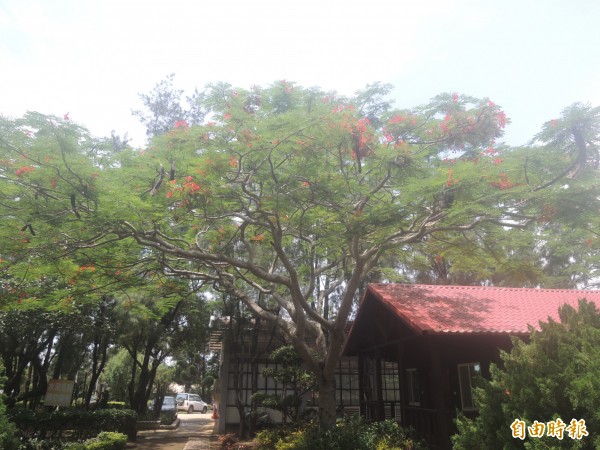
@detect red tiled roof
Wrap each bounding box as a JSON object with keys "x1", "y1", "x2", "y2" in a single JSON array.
[{"x1": 367, "y1": 284, "x2": 600, "y2": 334}]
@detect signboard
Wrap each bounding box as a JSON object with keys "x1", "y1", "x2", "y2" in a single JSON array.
[{"x1": 45, "y1": 379, "x2": 74, "y2": 407}]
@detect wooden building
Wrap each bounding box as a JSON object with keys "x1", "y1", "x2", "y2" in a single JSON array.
[
  {"x1": 343, "y1": 284, "x2": 600, "y2": 449},
  {"x1": 211, "y1": 317, "x2": 361, "y2": 433}
]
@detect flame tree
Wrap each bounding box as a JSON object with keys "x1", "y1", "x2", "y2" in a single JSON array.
[{"x1": 1, "y1": 83, "x2": 598, "y2": 426}]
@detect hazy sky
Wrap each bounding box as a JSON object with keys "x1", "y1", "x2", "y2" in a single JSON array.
[{"x1": 1, "y1": 0, "x2": 599, "y2": 147}]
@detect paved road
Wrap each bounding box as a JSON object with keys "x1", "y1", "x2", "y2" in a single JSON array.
[{"x1": 131, "y1": 412, "x2": 218, "y2": 450}]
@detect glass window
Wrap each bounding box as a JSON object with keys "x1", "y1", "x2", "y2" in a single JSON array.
[
  {"x1": 406, "y1": 369, "x2": 420, "y2": 406},
  {"x1": 335, "y1": 357, "x2": 360, "y2": 407},
  {"x1": 381, "y1": 361, "x2": 400, "y2": 402},
  {"x1": 458, "y1": 362, "x2": 481, "y2": 411}
]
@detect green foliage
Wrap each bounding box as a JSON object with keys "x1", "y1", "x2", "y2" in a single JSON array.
[
  {"x1": 0, "y1": 398, "x2": 18, "y2": 449},
  {"x1": 452, "y1": 299, "x2": 600, "y2": 449},
  {"x1": 0, "y1": 360, "x2": 18, "y2": 449},
  {"x1": 255, "y1": 417, "x2": 425, "y2": 450},
  {"x1": 105, "y1": 402, "x2": 126, "y2": 410},
  {"x1": 102, "y1": 349, "x2": 133, "y2": 402},
  {"x1": 64, "y1": 432, "x2": 127, "y2": 450},
  {"x1": 9, "y1": 408, "x2": 137, "y2": 442},
  {"x1": 252, "y1": 346, "x2": 316, "y2": 423},
  {"x1": 159, "y1": 410, "x2": 177, "y2": 425},
  {"x1": 1, "y1": 82, "x2": 599, "y2": 428}
]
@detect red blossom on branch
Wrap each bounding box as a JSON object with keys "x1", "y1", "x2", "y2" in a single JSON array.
[
  {"x1": 389, "y1": 115, "x2": 405, "y2": 124},
  {"x1": 173, "y1": 120, "x2": 189, "y2": 129},
  {"x1": 15, "y1": 166, "x2": 35, "y2": 176},
  {"x1": 491, "y1": 172, "x2": 512, "y2": 190},
  {"x1": 183, "y1": 180, "x2": 201, "y2": 193},
  {"x1": 495, "y1": 111, "x2": 507, "y2": 129}
]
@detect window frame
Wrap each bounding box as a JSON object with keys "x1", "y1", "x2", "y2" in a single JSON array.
[
  {"x1": 457, "y1": 362, "x2": 481, "y2": 411},
  {"x1": 406, "y1": 368, "x2": 421, "y2": 407}
]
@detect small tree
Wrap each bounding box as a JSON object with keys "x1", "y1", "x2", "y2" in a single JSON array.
[
  {"x1": 131, "y1": 73, "x2": 206, "y2": 138},
  {"x1": 0, "y1": 361, "x2": 18, "y2": 450},
  {"x1": 453, "y1": 299, "x2": 600, "y2": 449},
  {"x1": 252, "y1": 345, "x2": 316, "y2": 424}
]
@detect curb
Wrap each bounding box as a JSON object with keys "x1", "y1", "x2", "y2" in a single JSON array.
[{"x1": 160, "y1": 418, "x2": 181, "y2": 430}]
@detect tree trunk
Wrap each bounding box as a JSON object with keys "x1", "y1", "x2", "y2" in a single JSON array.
[
  {"x1": 318, "y1": 375, "x2": 337, "y2": 429},
  {"x1": 85, "y1": 338, "x2": 108, "y2": 408}
]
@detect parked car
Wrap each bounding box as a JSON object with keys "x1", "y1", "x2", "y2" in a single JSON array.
[
  {"x1": 161, "y1": 396, "x2": 177, "y2": 413},
  {"x1": 176, "y1": 393, "x2": 208, "y2": 414}
]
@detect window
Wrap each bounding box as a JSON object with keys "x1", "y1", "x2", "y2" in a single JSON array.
[
  {"x1": 457, "y1": 362, "x2": 481, "y2": 411},
  {"x1": 406, "y1": 369, "x2": 420, "y2": 406},
  {"x1": 381, "y1": 361, "x2": 401, "y2": 402},
  {"x1": 336, "y1": 357, "x2": 360, "y2": 407}
]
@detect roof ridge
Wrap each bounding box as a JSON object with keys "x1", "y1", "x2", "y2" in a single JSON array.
[{"x1": 381, "y1": 283, "x2": 599, "y2": 293}]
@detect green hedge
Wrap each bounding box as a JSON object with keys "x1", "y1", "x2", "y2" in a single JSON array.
[
  {"x1": 9, "y1": 408, "x2": 137, "y2": 441},
  {"x1": 65, "y1": 432, "x2": 127, "y2": 450}
]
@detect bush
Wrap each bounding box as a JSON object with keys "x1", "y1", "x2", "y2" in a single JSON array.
[
  {"x1": 159, "y1": 410, "x2": 177, "y2": 425},
  {"x1": 255, "y1": 417, "x2": 425, "y2": 450},
  {"x1": 9, "y1": 408, "x2": 137, "y2": 442},
  {"x1": 0, "y1": 395, "x2": 19, "y2": 450},
  {"x1": 65, "y1": 432, "x2": 127, "y2": 450},
  {"x1": 17, "y1": 438, "x2": 66, "y2": 450},
  {"x1": 105, "y1": 402, "x2": 126, "y2": 410}
]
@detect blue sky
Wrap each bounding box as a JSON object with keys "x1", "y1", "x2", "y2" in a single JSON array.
[{"x1": 1, "y1": 0, "x2": 599, "y2": 147}]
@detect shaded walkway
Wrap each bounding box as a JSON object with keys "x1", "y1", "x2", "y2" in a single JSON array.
[{"x1": 131, "y1": 414, "x2": 219, "y2": 450}]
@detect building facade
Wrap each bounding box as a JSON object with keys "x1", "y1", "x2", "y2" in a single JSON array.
[{"x1": 344, "y1": 284, "x2": 600, "y2": 449}]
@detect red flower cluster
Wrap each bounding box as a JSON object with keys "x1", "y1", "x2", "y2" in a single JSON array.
[
  {"x1": 389, "y1": 115, "x2": 405, "y2": 124},
  {"x1": 495, "y1": 111, "x2": 507, "y2": 129},
  {"x1": 173, "y1": 120, "x2": 189, "y2": 129},
  {"x1": 491, "y1": 172, "x2": 512, "y2": 190},
  {"x1": 352, "y1": 118, "x2": 373, "y2": 159},
  {"x1": 167, "y1": 176, "x2": 203, "y2": 198},
  {"x1": 78, "y1": 265, "x2": 96, "y2": 272},
  {"x1": 16, "y1": 166, "x2": 35, "y2": 176},
  {"x1": 184, "y1": 182, "x2": 201, "y2": 193}
]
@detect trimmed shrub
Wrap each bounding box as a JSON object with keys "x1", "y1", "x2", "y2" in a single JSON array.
[
  {"x1": 255, "y1": 417, "x2": 426, "y2": 450},
  {"x1": 159, "y1": 410, "x2": 177, "y2": 425},
  {"x1": 9, "y1": 408, "x2": 137, "y2": 441},
  {"x1": 64, "y1": 432, "x2": 127, "y2": 450}
]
